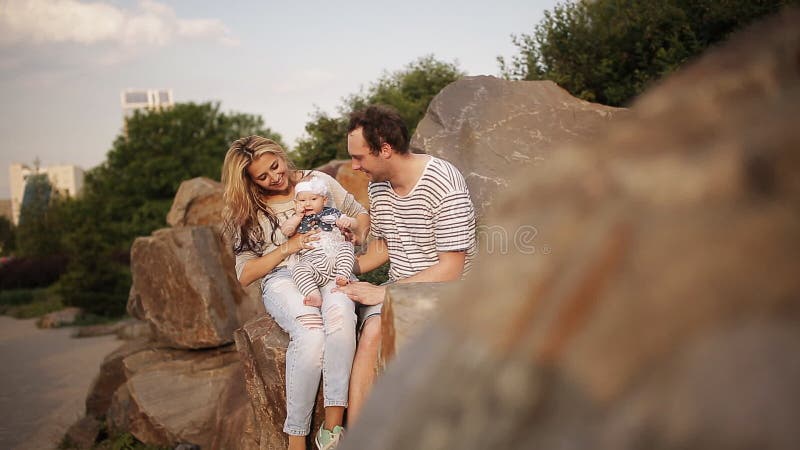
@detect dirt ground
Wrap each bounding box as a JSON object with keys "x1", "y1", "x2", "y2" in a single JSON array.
[{"x1": 0, "y1": 315, "x2": 121, "y2": 450}]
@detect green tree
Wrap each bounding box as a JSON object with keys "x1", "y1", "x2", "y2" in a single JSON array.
[
  {"x1": 498, "y1": 0, "x2": 794, "y2": 106},
  {"x1": 292, "y1": 55, "x2": 464, "y2": 168},
  {"x1": 0, "y1": 216, "x2": 14, "y2": 256},
  {"x1": 56, "y1": 102, "x2": 281, "y2": 316},
  {"x1": 15, "y1": 174, "x2": 65, "y2": 256}
]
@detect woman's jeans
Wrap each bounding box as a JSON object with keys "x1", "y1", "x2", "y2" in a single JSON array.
[{"x1": 261, "y1": 267, "x2": 357, "y2": 436}]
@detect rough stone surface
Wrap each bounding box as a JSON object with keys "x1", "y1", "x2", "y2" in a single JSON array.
[
  {"x1": 37, "y1": 307, "x2": 81, "y2": 328},
  {"x1": 208, "y1": 364, "x2": 260, "y2": 450},
  {"x1": 380, "y1": 282, "x2": 456, "y2": 371},
  {"x1": 85, "y1": 338, "x2": 154, "y2": 418},
  {"x1": 64, "y1": 415, "x2": 101, "y2": 449},
  {"x1": 335, "y1": 164, "x2": 370, "y2": 209},
  {"x1": 166, "y1": 177, "x2": 224, "y2": 228},
  {"x1": 234, "y1": 315, "x2": 325, "y2": 449},
  {"x1": 342, "y1": 10, "x2": 800, "y2": 450},
  {"x1": 411, "y1": 76, "x2": 628, "y2": 218},
  {"x1": 107, "y1": 345, "x2": 246, "y2": 448},
  {"x1": 116, "y1": 319, "x2": 154, "y2": 341},
  {"x1": 129, "y1": 226, "x2": 259, "y2": 349},
  {"x1": 314, "y1": 159, "x2": 348, "y2": 178}
]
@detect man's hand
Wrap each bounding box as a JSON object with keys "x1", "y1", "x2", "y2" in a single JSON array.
[{"x1": 333, "y1": 281, "x2": 386, "y2": 306}]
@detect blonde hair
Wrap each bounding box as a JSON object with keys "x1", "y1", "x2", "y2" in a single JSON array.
[{"x1": 221, "y1": 135, "x2": 300, "y2": 252}]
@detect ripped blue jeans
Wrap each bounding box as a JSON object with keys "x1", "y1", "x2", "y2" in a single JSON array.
[{"x1": 261, "y1": 267, "x2": 357, "y2": 436}]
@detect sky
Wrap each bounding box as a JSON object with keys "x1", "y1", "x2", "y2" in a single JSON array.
[{"x1": 0, "y1": 0, "x2": 560, "y2": 198}]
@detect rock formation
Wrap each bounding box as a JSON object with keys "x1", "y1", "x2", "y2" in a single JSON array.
[
  {"x1": 411, "y1": 76, "x2": 628, "y2": 218},
  {"x1": 312, "y1": 159, "x2": 370, "y2": 209},
  {"x1": 341, "y1": 9, "x2": 800, "y2": 450},
  {"x1": 166, "y1": 177, "x2": 225, "y2": 229},
  {"x1": 129, "y1": 226, "x2": 251, "y2": 349},
  {"x1": 71, "y1": 178, "x2": 272, "y2": 449}
]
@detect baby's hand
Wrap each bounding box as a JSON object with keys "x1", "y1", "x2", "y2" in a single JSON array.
[
  {"x1": 294, "y1": 204, "x2": 305, "y2": 215},
  {"x1": 335, "y1": 215, "x2": 356, "y2": 230}
]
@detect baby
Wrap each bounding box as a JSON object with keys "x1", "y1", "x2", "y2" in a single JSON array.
[{"x1": 280, "y1": 177, "x2": 357, "y2": 307}]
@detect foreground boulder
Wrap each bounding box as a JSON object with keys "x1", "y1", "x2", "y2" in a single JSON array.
[
  {"x1": 411, "y1": 76, "x2": 628, "y2": 218},
  {"x1": 129, "y1": 226, "x2": 261, "y2": 349},
  {"x1": 379, "y1": 283, "x2": 456, "y2": 371},
  {"x1": 342, "y1": 9, "x2": 800, "y2": 450}
]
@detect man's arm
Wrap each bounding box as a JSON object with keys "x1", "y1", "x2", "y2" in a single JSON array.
[
  {"x1": 353, "y1": 237, "x2": 389, "y2": 275},
  {"x1": 397, "y1": 251, "x2": 466, "y2": 283},
  {"x1": 336, "y1": 250, "x2": 464, "y2": 305}
]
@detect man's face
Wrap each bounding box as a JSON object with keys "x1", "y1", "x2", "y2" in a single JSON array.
[
  {"x1": 295, "y1": 191, "x2": 326, "y2": 215},
  {"x1": 347, "y1": 127, "x2": 388, "y2": 182}
]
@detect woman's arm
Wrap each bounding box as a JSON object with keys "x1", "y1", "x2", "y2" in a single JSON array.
[{"x1": 238, "y1": 230, "x2": 319, "y2": 286}]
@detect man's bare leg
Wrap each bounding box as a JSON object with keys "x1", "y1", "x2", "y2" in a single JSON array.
[{"x1": 347, "y1": 316, "x2": 381, "y2": 426}]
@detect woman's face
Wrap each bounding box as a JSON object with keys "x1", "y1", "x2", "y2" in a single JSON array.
[{"x1": 246, "y1": 152, "x2": 290, "y2": 194}]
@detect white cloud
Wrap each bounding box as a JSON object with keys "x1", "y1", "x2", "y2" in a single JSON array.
[{"x1": 0, "y1": 0, "x2": 237, "y2": 47}]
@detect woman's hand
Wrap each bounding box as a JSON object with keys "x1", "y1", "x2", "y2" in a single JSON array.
[{"x1": 285, "y1": 229, "x2": 320, "y2": 254}]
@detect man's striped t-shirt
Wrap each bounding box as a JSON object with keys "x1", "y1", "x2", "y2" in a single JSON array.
[{"x1": 368, "y1": 156, "x2": 476, "y2": 281}]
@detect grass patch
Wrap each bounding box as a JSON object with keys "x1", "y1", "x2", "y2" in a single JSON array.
[
  {"x1": 0, "y1": 288, "x2": 47, "y2": 308},
  {"x1": 358, "y1": 261, "x2": 390, "y2": 285},
  {"x1": 60, "y1": 431, "x2": 170, "y2": 450},
  {"x1": 0, "y1": 288, "x2": 64, "y2": 319}
]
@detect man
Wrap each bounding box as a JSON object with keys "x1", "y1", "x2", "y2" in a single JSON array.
[{"x1": 335, "y1": 104, "x2": 476, "y2": 424}]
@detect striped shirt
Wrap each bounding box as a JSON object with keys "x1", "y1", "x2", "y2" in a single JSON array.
[{"x1": 369, "y1": 156, "x2": 476, "y2": 281}]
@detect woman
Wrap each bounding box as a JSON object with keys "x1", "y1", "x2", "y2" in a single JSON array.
[{"x1": 222, "y1": 136, "x2": 369, "y2": 450}]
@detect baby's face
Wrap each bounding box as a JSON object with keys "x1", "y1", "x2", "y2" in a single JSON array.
[{"x1": 295, "y1": 191, "x2": 326, "y2": 215}]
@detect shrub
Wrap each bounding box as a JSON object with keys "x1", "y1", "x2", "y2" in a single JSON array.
[{"x1": 0, "y1": 254, "x2": 68, "y2": 289}]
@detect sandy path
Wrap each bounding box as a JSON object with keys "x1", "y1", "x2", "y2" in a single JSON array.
[{"x1": 0, "y1": 316, "x2": 122, "y2": 450}]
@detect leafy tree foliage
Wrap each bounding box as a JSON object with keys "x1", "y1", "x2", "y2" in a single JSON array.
[
  {"x1": 0, "y1": 216, "x2": 15, "y2": 256},
  {"x1": 292, "y1": 56, "x2": 464, "y2": 168},
  {"x1": 15, "y1": 174, "x2": 65, "y2": 256},
  {"x1": 55, "y1": 102, "x2": 281, "y2": 316},
  {"x1": 498, "y1": 0, "x2": 795, "y2": 106}
]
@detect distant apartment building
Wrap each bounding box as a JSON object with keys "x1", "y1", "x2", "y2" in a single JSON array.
[
  {"x1": 8, "y1": 163, "x2": 84, "y2": 225},
  {"x1": 0, "y1": 199, "x2": 11, "y2": 222},
  {"x1": 121, "y1": 89, "x2": 174, "y2": 119}
]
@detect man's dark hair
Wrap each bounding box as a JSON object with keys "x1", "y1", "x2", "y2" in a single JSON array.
[{"x1": 347, "y1": 105, "x2": 410, "y2": 155}]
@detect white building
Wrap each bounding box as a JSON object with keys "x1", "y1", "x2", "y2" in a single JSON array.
[
  {"x1": 121, "y1": 89, "x2": 174, "y2": 119},
  {"x1": 8, "y1": 163, "x2": 84, "y2": 225}
]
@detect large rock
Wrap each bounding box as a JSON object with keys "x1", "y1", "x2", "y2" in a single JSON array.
[
  {"x1": 234, "y1": 315, "x2": 325, "y2": 449},
  {"x1": 314, "y1": 160, "x2": 370, "y2": 209},
  {"x1": 129, "y1": 226, "x2": 262, "y2": 349},
  {"x1": 411, "y1": 76, "x2": 628, "y2": 218},
  {"x1": 106, "y1": 345, "x2": 252, "y2": 449},
  {"x1": 166, "y1": 177, "x2": 224, "y2": 228},
  {"x1": 379, "y1": 283, "x2": 455, "y2": 371},
  {"x1": 342, "y1": 9, "x2": 800, "y2": 450},
  {"x1": 37, "y1": 307, "x2": 81, "y2": 328},
  {"x1": 335, "y1": 164, "x2": 370, "y2": 209},
  {"x1": 86, "y1": 338, "x2": 155, "y2": 418}
]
